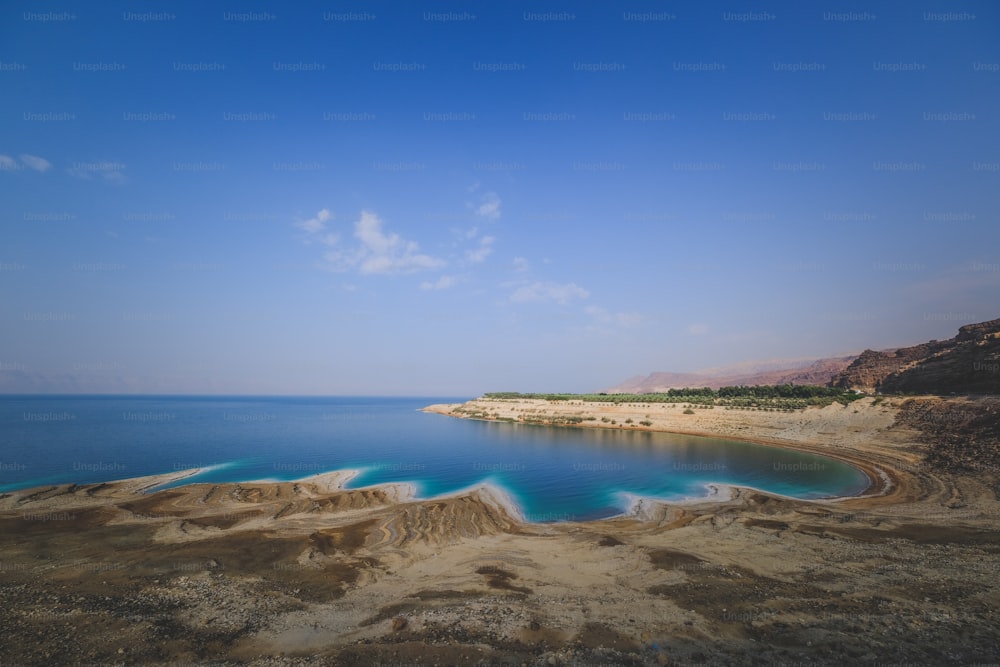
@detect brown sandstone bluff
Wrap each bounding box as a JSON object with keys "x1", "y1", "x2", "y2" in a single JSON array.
[{"x1": 831, "y1": 317, "x2": 1000, "y2": 394}]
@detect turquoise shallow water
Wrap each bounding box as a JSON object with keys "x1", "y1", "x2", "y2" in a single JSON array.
[{"x1": 0, "y1": 395, "x2": 871, "y2": 521}]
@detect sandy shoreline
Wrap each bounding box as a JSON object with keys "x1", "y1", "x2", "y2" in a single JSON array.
[
  {"x1": 2, "y1": 397, "x2": 895, "y2": 514},
  {"x1": 3, "y1": 395, "x2": 998, "y2": 665},
  {"x1": 423, "y1": 396, "x2": 906, "y2": 504}
]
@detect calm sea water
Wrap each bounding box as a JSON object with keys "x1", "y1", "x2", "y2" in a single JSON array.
[{"x1": 0, "y1": 395, "x2": 870, "y2": 521}]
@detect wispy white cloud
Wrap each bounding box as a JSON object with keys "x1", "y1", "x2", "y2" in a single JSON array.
[
  {"x1": 512, "y1": 256, "x2": 530, "y2": 273},
  {"x1": 688, "y1": 323, "x2": 710, "y2": 335},
  {"x1": 19, "y1": 154, "x2": 52, "y2": 172},
  {"x1": 465, "y1": 235, "x2": 495, "y2": 264},
  {"x1": 466, "y1": 185, "x2": 501, "y2": 221},
  {"x1": 301, "y1": 209, "x2": 444, "y2": 275},
  {"x1": 473, "y1": 192, "x2": 501, "y2": 220},
  {"x1": 297, "y1": 208, "x2": 332, "y2": 234},
  {"x1": 450, "y1": 188, "x2": 502, "y2": 266},
  {"x1": 510, "y1": 281, "x2": 589, "y2": 305},
  {"x1": 585, "y1": 305, "x2": 642, "y2": 327},
  {"x1": 354, "y1": 211, "x2": 443, "y2": 274},
  {"x1": 420, "y1": 275, "x2": 459, "y2": 290},
  {"x1": 68, "y1": 160, "x2": 126, "y2": 184},
  {"x1": 1, "y1": 154, "x2": 53, "y2": 172}
]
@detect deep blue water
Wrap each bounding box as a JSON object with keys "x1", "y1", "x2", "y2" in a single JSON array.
[{"x1": 0, "y1": 395, "x2": 871, "y2": 521}]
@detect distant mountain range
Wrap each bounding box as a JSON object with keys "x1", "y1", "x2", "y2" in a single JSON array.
[
  {"x1": 606, "y1": 317, "x2": 1000, "y2": 395},
  {"x1": 605, "y1": 355, "x2": 860, "y2": 393}
]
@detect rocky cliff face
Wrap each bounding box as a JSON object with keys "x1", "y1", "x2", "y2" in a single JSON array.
[
  {"x1": 829, "y1": 344, "x2": 949, "y2": 393},
  {"x1": 831, "y1": 318, "x2": 1000, "y2": 394}
]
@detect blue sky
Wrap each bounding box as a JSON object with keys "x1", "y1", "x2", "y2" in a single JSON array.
[{"x1": 1, "y1": 1, "x2": 998, "y2": 395}]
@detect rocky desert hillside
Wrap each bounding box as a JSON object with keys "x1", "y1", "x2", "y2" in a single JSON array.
[
  {"x1": 607, "y1": 356, "x2": 858, "y2": 393},
  {"x1": 831, "y1": 318, "x2": 1000, "y2": 394},
  {"x1": 893, "y1": 396, "x2": 1000, "y2": 474},
  {"x1": 609, "y1": 318, "x2": 1000, "y2": 397}
]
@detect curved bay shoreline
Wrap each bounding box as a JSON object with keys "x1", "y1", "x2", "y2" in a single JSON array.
[
  {"x1": 423, "y1": 396, "x2": 911, "y2": 507},
  {"x1": 2, "y1": 395, "x2": 998, "y2": 665}
]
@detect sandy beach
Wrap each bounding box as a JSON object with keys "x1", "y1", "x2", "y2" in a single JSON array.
[
  {"x1": 424, "y1": 396, "x2": 911, "y2": 502},
  {"x1": 2, "y1": 396, "x2": 998, "y2": 665}
]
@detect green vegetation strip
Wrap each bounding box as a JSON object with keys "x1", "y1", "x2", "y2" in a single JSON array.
[{"x1": 483, "y1": 385, "x2": 864, "y2": 410}]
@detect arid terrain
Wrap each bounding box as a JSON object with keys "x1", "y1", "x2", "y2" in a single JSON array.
[
  {"x1": 2, "y1": 395, "x2": 999, "y2": 666},
  {"x1": 609, "y1": 317, "x2": 1000, "y2": 396},
  {"x1": 607, "y1": 355, "x2": 860, "y2": 394},
  {"x1": 831, "y1": 317, "x2": 1000, "y2": 395}
]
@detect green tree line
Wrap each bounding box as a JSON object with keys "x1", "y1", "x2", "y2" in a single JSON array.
[{"x1": 483, "y1": 385, "x2": 863, "y2": 407}]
